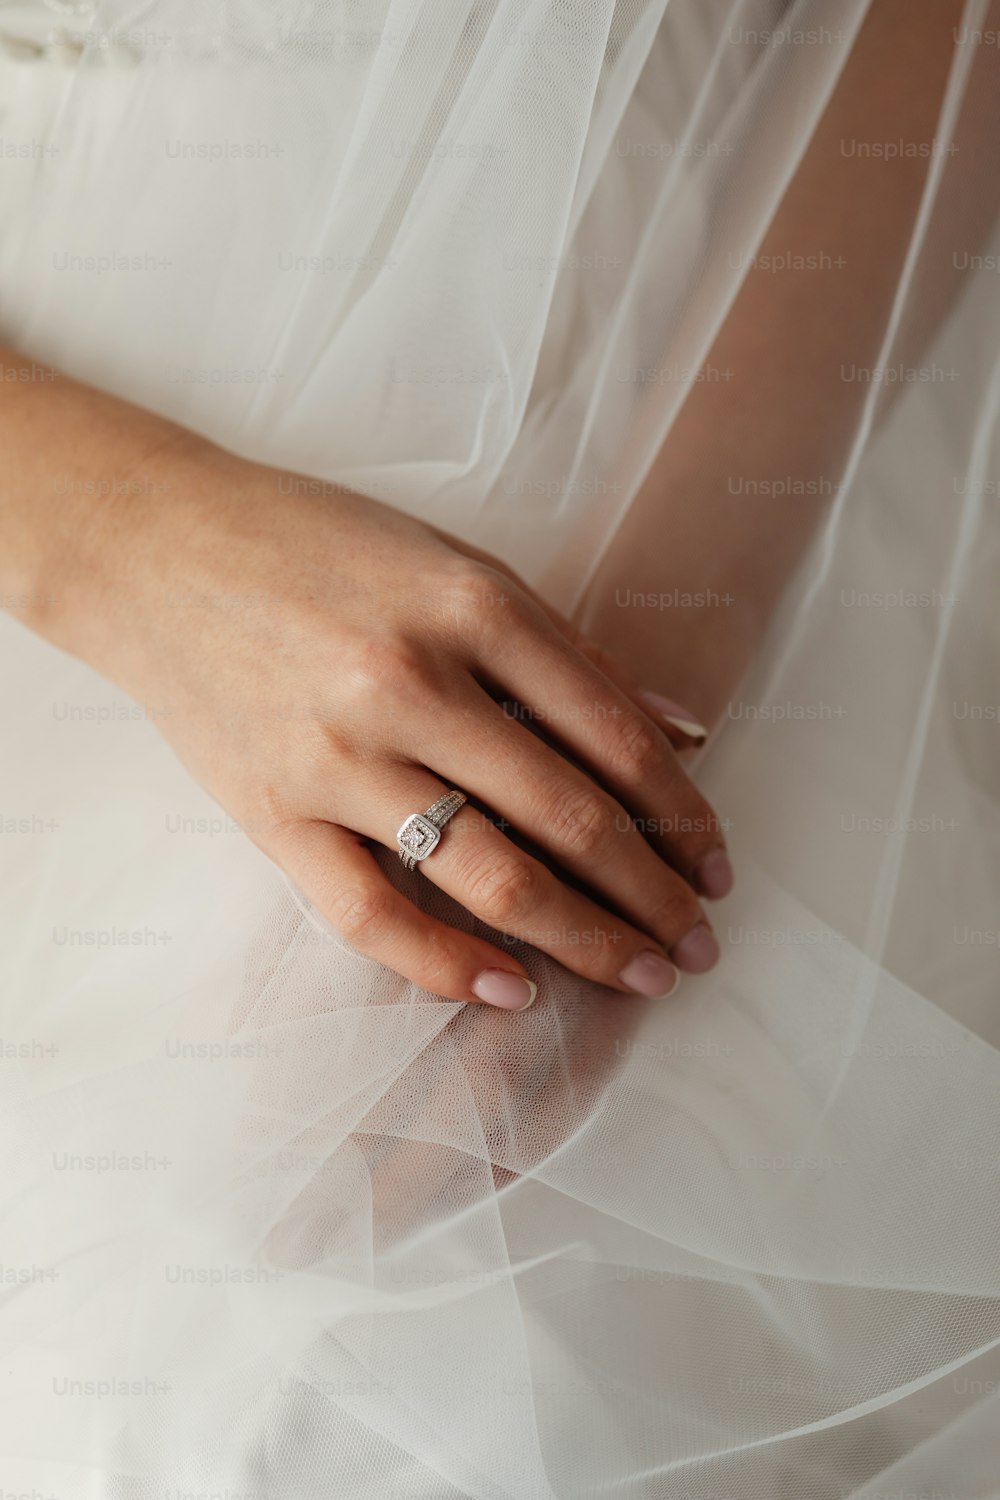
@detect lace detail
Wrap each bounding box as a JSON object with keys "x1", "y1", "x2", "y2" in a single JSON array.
[
  {"x1": 0, "y1": 0, "x2": 369, "y2": 66},
  {"x1": 0, "y1": 0, "x2": 111, "y2": 64}
]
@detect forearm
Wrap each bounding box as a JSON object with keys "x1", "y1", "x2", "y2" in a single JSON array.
[
  {"x1": 0, "y1": 343, "x2": 221, "y2": 676},
  {"x1": 655, "y1": 0, "x2": 973, "y2": 610},
  {"x1": 582, "y1": 0, "x2": 980, "y2": 719}
]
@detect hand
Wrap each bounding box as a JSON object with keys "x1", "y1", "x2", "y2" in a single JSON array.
[{"x1": 83, "y1": 435, "x2": 732, "y2": 1010}]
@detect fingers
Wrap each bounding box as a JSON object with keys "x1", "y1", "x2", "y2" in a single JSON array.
[
  {"x1": 514, "y1": 594, "x2": 710, "y2": 750},
  {"x1": 271, "y1": 818, "x2": 538, "y2": 1010},
  {"x1": 409, "y1": 680, "x2": 720, "y2": 974},
  {"x1": 438, "y1": 537, "x2": 708, "y2": 747},
  {"x1": 634, "y1": 691, "x2": 708, "y2": 748},
  {"x1": 467, "y1": 592, "x2": 732, "y2": 899},
  {"x1": 336, "y1": 769, "x2": 682, "y2": 997}
]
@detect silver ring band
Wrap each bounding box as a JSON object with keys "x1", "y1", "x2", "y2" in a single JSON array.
[{"x1": 396, "y1": 789, "x2": 467, "y2": 870}]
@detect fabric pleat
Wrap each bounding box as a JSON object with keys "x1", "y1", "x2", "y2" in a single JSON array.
[{"x1": 1, "y1": 1, "x2": 998, "y2": 1495}]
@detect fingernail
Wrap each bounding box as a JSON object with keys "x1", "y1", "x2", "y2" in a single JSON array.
[
  {"x1": 471, "y1": 970, "x2": 537, "y2": 1010},
  {"x1": 670, "y1": 923, "x2": 720, "y2": 974},
  {"x1": 694, "y1": 848, "x2": 734, "y2": 900},
  {"x1": 619, "y1": 950, "x2": 680, "y2": 998},
  {"x1": 639, "y1": 691, "x2": 707, "y2": 742}
]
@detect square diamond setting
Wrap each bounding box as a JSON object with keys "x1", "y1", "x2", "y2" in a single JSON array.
[{"x1": 397, "y1": 813, "x2": 441, "y2": 862}]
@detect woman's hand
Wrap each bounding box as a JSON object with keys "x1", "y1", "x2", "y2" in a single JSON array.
[{"x1": 20, "y1": 419, "x2": 733, "y2": 1010}]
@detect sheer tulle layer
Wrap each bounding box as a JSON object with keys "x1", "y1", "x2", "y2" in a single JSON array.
[{"x1": 1, "y1": 1, "x2": 998, "y2": 1495}]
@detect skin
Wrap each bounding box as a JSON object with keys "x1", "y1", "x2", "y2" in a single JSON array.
[
  {"x1": 0, "y1": 375, "x2": 731, "y2": 1008},
  {"x1": 584, "y1": 0, "x2": 981, "y2": 723},
  {"x1": 0, "y1": 0, "x2": 985, "y2": 1023}
]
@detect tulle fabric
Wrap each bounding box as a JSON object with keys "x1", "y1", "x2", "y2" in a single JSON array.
[{"x1": 1, "y1": 1, "x2": 999, "y2": 1495}]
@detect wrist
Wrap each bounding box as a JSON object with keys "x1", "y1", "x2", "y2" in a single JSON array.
[{"x1": 33, "y1": 425, "x2": 227, "y2": 687}]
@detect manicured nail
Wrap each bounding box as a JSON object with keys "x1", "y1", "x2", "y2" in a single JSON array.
[
  {"x1": 471, "y1": 970, "x2": 537, "y2": 1010},
  {"x1": 619, "y1": 950, "x2": 680, "y2": 998},
  {"x1": 670, "y1": 923, "x2": 720, "y2": 974},
  {"x1": 639, "y1": 690, "x2": 707, "y2": 742},
  {"x1": 694, "y1": 848, "x2": 734, "y2": 900}
]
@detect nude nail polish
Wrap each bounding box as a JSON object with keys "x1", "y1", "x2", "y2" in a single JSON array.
[
  {"x1": 639, "y1": 690, "x2": 708, "y2": 742},
  {"x1": 471, "y1": 970, "x2": 537, "y2": 1009},
  {"x1": 619, "y1": 950, "x2": 680, "y2": 998},
  {"x1": 694, "y1": 848, "x2": 734, "y2": 900},
  {"x1": 670, "y1": 923, "x2": 720, "y2": 974}
]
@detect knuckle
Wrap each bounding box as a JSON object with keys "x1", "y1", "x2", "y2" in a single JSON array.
[
  {"x1": 438, "y1": 560, "x2": 521, "y2": 637},
  {"x1": 650, "y1": 788, "x2": 724, "y2": 855},
  {"x1": 604, "y1": 713, "x2": 662, "y2": 784},
  {"x1": 681, "y1": 796, "x2": 725, "y2": 853},
  {"x1": 254, "y1": 781, "x2": 299, "y2": 832},
  {"x1": 413, "y1": 930, "x2": 468, "y2": 994},
  {"x1": 646, "y1": 882, "x2": 702, "y2": 939},
  {"x1": 460, "y1": 849, "x2": 538, "y2": 929},
  {"x1": 574, "y1": 939, "x2": 621, "y2": 984},
  {"x1": 329, "y1": 883, "x2": 395, "y2": 947},
  {"x1": 343, "y1": 633, "x2": 440, "y2": 705},
  {"x1": 248, "y1": 783, "x2": 309, "y2": 847},
  {"x1": 546, "y1": 783, "x2": 614, "y2": 860}
]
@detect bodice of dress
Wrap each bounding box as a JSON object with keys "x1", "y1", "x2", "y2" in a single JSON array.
[{"x1": 0, "y1": 0, "x2": 430, "y2": 67}]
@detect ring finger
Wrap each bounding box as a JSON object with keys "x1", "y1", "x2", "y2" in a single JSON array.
[
  {"x1": 342, "y1": 768, "x2": 682, "y2": 999},
  {"x1": 409, "y1": 686, "x2": 719, "y2": 975}
]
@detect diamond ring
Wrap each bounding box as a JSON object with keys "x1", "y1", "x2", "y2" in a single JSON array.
[{"x1": 396, "y1": 790, "x2": 467, "y2": 871}]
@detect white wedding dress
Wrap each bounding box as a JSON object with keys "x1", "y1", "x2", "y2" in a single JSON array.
[{"x1": 1, "y1": 2, "x2": 999, "y2": 1496}]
